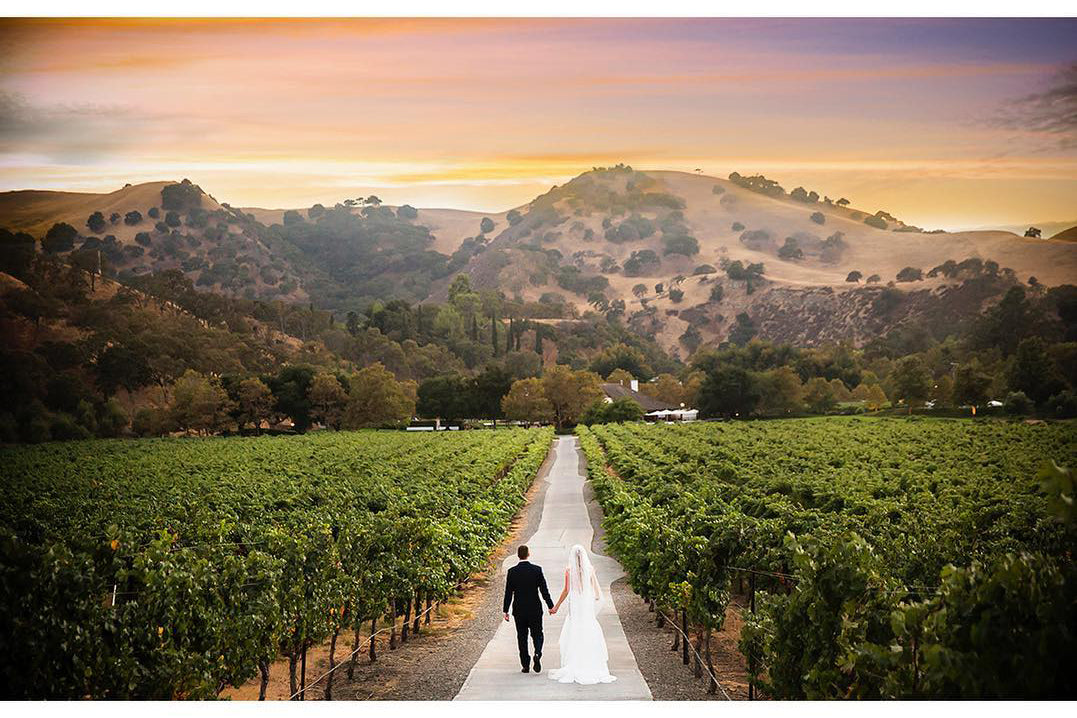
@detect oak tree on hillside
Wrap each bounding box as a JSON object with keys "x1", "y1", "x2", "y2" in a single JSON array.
[
  {"x1": 43, "y1": 223, "x2": 78, "y2": 253},
  {"x1": 87, "y1": 212, "x2": 107, "y2": 234}
]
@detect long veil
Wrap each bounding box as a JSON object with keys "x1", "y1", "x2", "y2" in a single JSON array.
[
  {"x1": 567, "y1": 543, "x2": 602, "y2": 615},
  {"x1": 551, "y1": 544, "x2": 616, "y2": 684}
]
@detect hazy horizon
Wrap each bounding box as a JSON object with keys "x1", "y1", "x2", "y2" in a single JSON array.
[{"x1": 2, "y1": 17, "x2": 1075, "y2": 231}]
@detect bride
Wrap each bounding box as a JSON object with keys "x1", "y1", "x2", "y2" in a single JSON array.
[{"x1": 548, "y1": 544, "x2": 617, "y2": 685}]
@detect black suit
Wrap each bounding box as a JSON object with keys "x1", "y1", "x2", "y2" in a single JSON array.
[{"x1": 503, "y1": 560, "x2": 554, "y2": 668}]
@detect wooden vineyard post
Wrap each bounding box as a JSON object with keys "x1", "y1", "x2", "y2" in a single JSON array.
[
  {"x1": 370, "y1": 617, "x2": 378, "y2": 662},
  {"x1": 390, "y1": 604, "x2": 397, "y2": 649},
  {"x1": 325, "y1": 629, "x2": 339, "y2": 700},
  {"x1": 705, "y1": 627, "x2": 716, "y2": 694},
  {"x1": 681, "y1": 609, "x2": 689, "y2": 665},
  {"x1": 749, "y1": 572, "x2": 758, "y2": 701},
  {"x1": 413, "y1": 592, "x2": 422, "y2": 636},
  {"x1": 299, "y1": 645, "x2": 307, "y2": 700},
  {"x1": 425, "y1": 594, "x2": 432, "y2": 625}
]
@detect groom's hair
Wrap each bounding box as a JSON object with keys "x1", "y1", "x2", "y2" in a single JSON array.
[{"x1": 517, "y1": 545, "x2": 529, "y2": 559}]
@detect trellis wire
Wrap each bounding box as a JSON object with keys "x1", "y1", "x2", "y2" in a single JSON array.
[{"x1": 652, "y1": 606, "x2": 732, "y2": 701}]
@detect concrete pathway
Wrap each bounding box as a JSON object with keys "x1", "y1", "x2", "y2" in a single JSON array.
[{"x1": 454, "y1": 436, "x2": 653, "y2": 701}]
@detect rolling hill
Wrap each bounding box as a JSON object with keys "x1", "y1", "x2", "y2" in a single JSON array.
[{"x1": 2, "y1": 167, "x2": 1074, "y2": 357}]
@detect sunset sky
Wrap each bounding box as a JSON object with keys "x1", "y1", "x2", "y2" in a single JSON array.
[{"x1": 1, "y1": 17, "x2": 1075, "y2": 230}]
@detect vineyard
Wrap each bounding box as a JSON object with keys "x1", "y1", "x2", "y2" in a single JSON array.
[
  {"x1": 579, "y1": 417, "x2": 1077, "y2": 699},
  {"x1": 0, "y1": 427, "x2": 554, "y2": 699}
]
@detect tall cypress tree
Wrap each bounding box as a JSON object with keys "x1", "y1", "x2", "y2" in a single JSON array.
[{"x1": 491, "y1": 312, "x2": 499, "y2": 356}]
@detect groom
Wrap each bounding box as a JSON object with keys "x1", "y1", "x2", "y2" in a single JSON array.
[{"x1": 503, "y1": 545, "x2": 554, "y2": 673}]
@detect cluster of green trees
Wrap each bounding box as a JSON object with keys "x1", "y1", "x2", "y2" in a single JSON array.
[
  {"x1": 134, "y1": 362, "x2": 416, "y2": 437},
  {"x1": 687, "y1": 283, "x2": 1076, "y2": 419},
  {"x1": 722, "y1": 258, "x2": 766, "y2": 294},
  {"x1": 0, "y1": 248, "x2": 349, "y2": 443},
  {"x1": 1, "y1": 230, "x2": 680, "y2": 441}
]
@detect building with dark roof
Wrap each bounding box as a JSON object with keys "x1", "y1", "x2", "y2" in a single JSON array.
[{"x1": 600, "y1": 381, "x2": 678, "y2": 412}]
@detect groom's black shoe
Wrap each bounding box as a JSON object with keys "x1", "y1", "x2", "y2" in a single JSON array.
[
  {"x1": 521, "y1": 665, "x2": 530, "y2": 673},
  {"x1": 533, "y1": 655, "x2": 542, "y2": 673}
]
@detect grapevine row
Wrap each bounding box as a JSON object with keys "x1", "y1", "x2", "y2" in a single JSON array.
[
  {"x1": 578, "y1": 418, "x2": 1076, "y2": 698},
  {"x1": 0, "y1": 427, "x2": 554, "y2": 699}
]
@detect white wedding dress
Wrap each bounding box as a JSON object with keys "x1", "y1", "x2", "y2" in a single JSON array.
[{"x1": 549, "y1": 544, "x2": 617, "y2": 685}]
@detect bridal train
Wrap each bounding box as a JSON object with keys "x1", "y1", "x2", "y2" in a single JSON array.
[{"x1": 549, "y1": 544, "x2": 617, "y2": 685}]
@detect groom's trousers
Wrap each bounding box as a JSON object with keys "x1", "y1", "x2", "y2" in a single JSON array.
[{"x1": 513, "y1": 612, "x2": 544, "y2": 668}]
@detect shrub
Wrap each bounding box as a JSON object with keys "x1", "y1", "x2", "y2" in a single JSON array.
[
  {"x1": 185, "y1": 208, "x2": 208, "y2": 228},
  {"x1": 712, "y1": 185, "x2": 725, "y2": 195},
  {"x1": 147, "y1": 207, "x2": 160, "y2": 219},
  {"x1": 282, "y1": 210, "x2": 304, "y2": 226},
  {"x1": 790, "y1": 186, "x2": 819, "y2": 203},
  {"x1": 693, "y1": 264, "x2": 716, "y2": 275},
  {"x1": 663, "y1": 234, "x2": 700, "y2": 256},
  {"x1": 846, "y1": 270, "x2": 862, "y2": 283},
  {"x1": 1045, "y1": 390, "x2": 1077, "y2": 418},
  {"x1": 896, "y1": 266, "x2": 923, "y2": 282},
  {"x1": 1004, "y1": 391, "x2": 1034, "y2": 415},
  {"x1": 710, "y1": 284, "x2": 724, "y2": 302},
  {"x1": 728, "y1": 172, "x2": 785, "y2": 197},
  {"x1": 731, "y1": 222, "x2": 745, "y2": 232},
  {"x1": 396, "y1": 204, "x2": 417, "y2": 220},
  {"x1": 811, "y1": 211, "x2": 825, "y2": 225},
  {"x1": 160, "y1": 179, "x2": 203, "y2": 211},
  {"x1": 480, "y1": 217, "x2": 495, "y2": 233},
  {"x1": 42, "y1": 222, "x2": 78, "y2": 253},
  {"x1": 866, "y1": 274, "x2": 881, "y2": 284},
  {"x1": 49, "y1": 412, "x2": 91, "y2": 441},
  {"x1": 86, "y1": 211, "x2": 107, "y2": 233},
  {"x1": 580, "y1": 396, "x2": 644, "y2": 425},
  {"x1": 669, "y1": 288, "x2": 684, "y2": 303},
  {"x1": 874, "y1": 287, "x2": 903, "y2": 315},
  {"x1": 778, "y1": 237, "x2": 804, "y2": 261},
  {"x1": 164, "y1": 211, "x2": 182, "y2": 228},
  {"x1": 864, "y1": 215, "x2": 888, "y2": 230},
  {"x1": 507, "y1": 209, "x2": 523, "y2": 226},
  {"x1": 623, "y1": 249, "x2": 660, "y2": 277}
]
